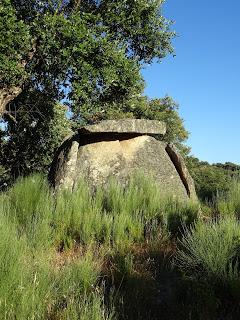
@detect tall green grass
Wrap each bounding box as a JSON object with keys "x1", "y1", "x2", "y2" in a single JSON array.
[
  {"x1": 0, "y1": 173, "x2": 199, "y2": 319},
  {"x1": 175, "y1": 180, "x2": 240, "y2": 280},
  {"x1": 0, "y1": 175, "x2": 113, "y2": 319},
  {"x1": 53, "y1": 175, "x2": 199, "y2": 249},
  {"x1": 172, "y1": 180, "x2": 240, "y2": 318},
  {"x1": 2, "y1": 174, "x2": 54, "y2": 249}
]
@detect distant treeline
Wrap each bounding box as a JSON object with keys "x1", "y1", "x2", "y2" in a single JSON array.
[{"x1": 186, "y1": 156, "x2": 240, "y2": 202}]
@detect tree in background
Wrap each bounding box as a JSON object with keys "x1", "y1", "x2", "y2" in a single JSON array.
[
  {"x1": 0, "y1": 0, "x2": 31, "y2": 114},
  {"x1": 186, "y1": 156, "x2": 240, "y2": 202},
  {"x1": 1, "y1": 1, "x2": 238, "y2": 196},
  {"x1": 0, "y1": 90, "x2": 72, "y2": 188},
  {"x1": 1, "y1": 0, "x2": 187, "y2": 187},
  {"x1": 86, "y1": 95, "x2": 189, "y2": 154},
  {"x1": 1, "y1": 0, "x2": 239, "y2": 214},
  {"x1": 0, "y1": 0, "x2": 175, "y2": 117}
]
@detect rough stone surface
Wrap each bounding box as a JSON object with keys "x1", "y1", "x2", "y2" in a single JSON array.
[
  {"x1": 78, "y1": 119, "x2": 166, "y2": 135},
  {"x1": 49, "y1": 119, "x2": 197, "y2": 202}
]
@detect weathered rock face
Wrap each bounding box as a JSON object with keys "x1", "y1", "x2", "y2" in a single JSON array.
[{"x1": 49, "y1": 119, "x2": 197, "y2": 202}]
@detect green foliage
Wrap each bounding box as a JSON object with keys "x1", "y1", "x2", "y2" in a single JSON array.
[
  {"x1": 0, "y1": 0, "x2": 31, "y2": 87},
  {"x1": 0, "y1": 173, "x2": 198, "y2": 250},
  {"x1": 217, "y1": 180, "x2": 240, "y2": 218},
  {"x1": 5, "y1": 174, "x2": 240, "y2": 319},
  {"x1": 4, "y1": 174, "x2": 54, "y2": 248},
  {"x1": 0, "y1": 227, "x2": 111, "y2": 319},
  {"x1": 0, "y1": 173, "x2": 200, "y2": 319},
  {"x1": 0, "y1": 90, "x2": 72, "y2": 188},
  {"x1": 56, "y1": 292, "x2": 115, "y2": 320},
  {"x1": 0, "y1": 0, "x2": 185, "y2": 187},
  {"x1": 0, "y1": 176, "x2": 114, "y2": 319},
  {"x1": 88, "y1": 95, "x2": 189, "y2": 153},
  {"x1": 174, "y1": 213, "x2": 240, "y2": 318},
  {"x1": 170, "y1": 181, "x2": 240, "y2": 318},
  {"x1": 54, "y1": 175, "x2": 198, "y2": 249},
  {"x1": 166, "y1": 200, "x2": 199, "y2": 236},
  {"x1": 186, "y1": 156, "x2": 239, "y2": 201},
  {"x1": 2, "y1": 0, "x2": 175, "y2": 113},
  {"x1": 176, "y1": 217, "x2": 240, "y2": 278},
  {"x1": 96, "y1": 0, "x2": 175, "y2": 62}
]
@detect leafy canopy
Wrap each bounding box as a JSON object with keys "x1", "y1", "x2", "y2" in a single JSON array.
[
  {"x1": 1, "y1": 0, "x2": 175, "y2": 114},
  {"x1": 0, "y1": 0, "x2": 31, "y2": 87}
]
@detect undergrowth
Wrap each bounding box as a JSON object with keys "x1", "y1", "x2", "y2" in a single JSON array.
[{"x1": 2, "y1": 174, "x2": 240, "y2": 319}]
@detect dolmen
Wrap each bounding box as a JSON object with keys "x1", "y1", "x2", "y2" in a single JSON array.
[{"x1": 49, "y1": 119, "x2": 197, "y2": 202}]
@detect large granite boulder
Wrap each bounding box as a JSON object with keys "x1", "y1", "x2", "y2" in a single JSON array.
[{"x1": 49, "y1": 119, "x2": 197, "y2": 202}]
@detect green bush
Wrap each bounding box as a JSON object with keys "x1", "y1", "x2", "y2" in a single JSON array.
[
  {"x1": 217, "y1": 180, "x2": 240, "y2": 218},
  {"x1": 0, "y1": 212, "x2": 112, "y2": 319},
  {"x1": 186, "y1": 156, "x2": 238, "y2": 202},
  {"x1": 176, "y1": 216, "x2": 240, "y2": 279}
]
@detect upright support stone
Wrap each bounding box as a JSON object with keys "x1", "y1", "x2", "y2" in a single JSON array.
[{"x1": 166, "y1": 143, "x2": 198, "y2": 202}]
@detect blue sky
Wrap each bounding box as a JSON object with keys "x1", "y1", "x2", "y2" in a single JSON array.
[{"x1": 141, "y1": 0, "x2": 240, "y2": 164}]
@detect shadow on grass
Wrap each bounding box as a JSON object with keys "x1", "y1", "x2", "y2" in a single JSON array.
[
  {"x1": 101, "y1": 245, "x2": 240, "y2": 320},
  {"x1": 102, "y1": 246, "x2": 185, "y2": 320}
]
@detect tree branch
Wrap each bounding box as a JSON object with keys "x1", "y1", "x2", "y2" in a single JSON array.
[{"x1": 0, "y1": 40, "x2": 38, "y2": 118}]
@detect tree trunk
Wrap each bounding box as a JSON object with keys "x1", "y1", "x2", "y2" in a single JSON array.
[
  {"x1": 0, "y1": 41, "x2": 37, "y2": 117},
  {"x1": 0, "y1": 87, "x2": 23, "y2": 116}
]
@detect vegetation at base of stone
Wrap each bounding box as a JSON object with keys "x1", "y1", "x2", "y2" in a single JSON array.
[
  {"x1": 186, "y1": 156, "x2": 240, "y2": 202},
  {"x1": 175, "y1": 221, "x2": 240, "y2": 318},
  {"x1": 0, "y1": 174, "x2": 198, "y2": 319},
  {"x1": 2, "y1": 174, "x2": 198, "y2": 250},
  {"x1": 2, "y1": 174, "x2": 240, "y2": 319}
]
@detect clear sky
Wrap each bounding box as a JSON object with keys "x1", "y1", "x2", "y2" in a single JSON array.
[{"x1": 141, "y1": 0, "x2": 240, "y2": 164}]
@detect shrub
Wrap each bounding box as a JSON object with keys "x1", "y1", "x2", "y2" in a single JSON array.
[
  {"x1": 176, "y1": 217, "x2": 240, "y2": 279},
  {"x1": 217, "y1": 180, "x2": 240, "y2": 218}
]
